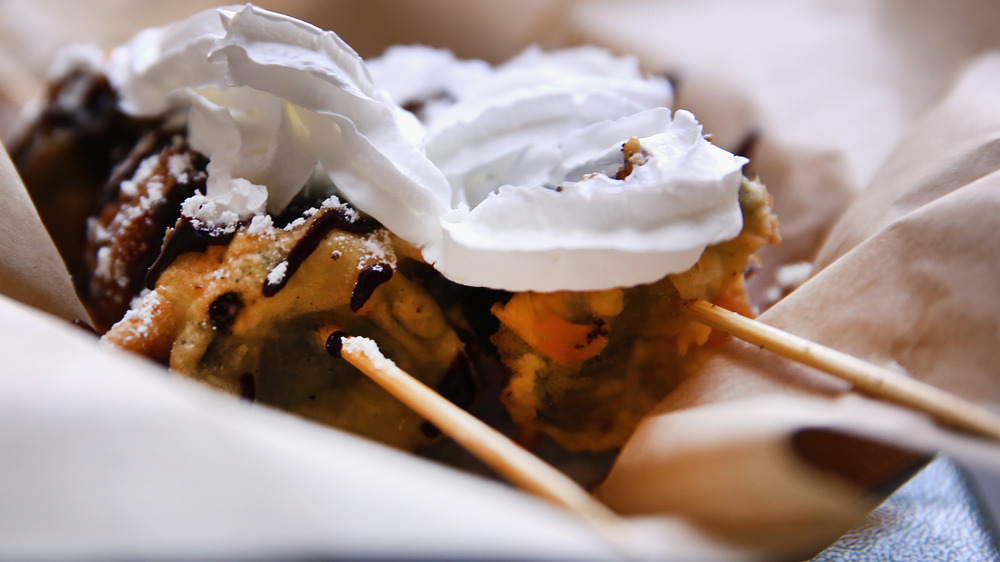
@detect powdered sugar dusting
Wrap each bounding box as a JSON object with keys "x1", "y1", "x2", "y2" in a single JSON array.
[
  {"x1": 119, "y1": 153, "x2": 160, "y2": 198},
  {"x1": 281, "y1": 216, "x2": 308, "y2": 231},
  {"x1": 282, "y1": 206, "x2": 321, "y2": 232},
  {"x1": 321, "y1": 195, "x2": 358, "y2": 219},
  {"x1": 89, "y1": 222, "x2": 111, "y2": 244},
  {"x1": 267, "y1": 261, "x2": 289, "y2": 286},
  {"x1": 277, "y1": 197, "x2": 353, "y2": 233},
  {"x1": 247, "y1": 214, "x2": 275, "y2": 237},
  {"x1": 93, "y1": 247, "x2": 113, "y2": 281},
  {"x1": 180, "y1": 177, "x2": 267, "y2": 231},
  {"x1": 358, "y1": 230, "x2": 396, "y2": 271},
  {"x1": 88, "y1": 151, "x2": 183, "y2": 295},
  {"x1": 167, "y1": 152, "x2": 193, "y2": 184},
  {"x1": 112, "y1": 289, "x2": 162, "y2": 345},
  {"x1": 342, "y1": 336, "x2": 397, "y2": 371}
]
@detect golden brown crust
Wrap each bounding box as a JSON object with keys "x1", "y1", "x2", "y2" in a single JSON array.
[
  {"x1": 104, "y1": 201, "x2": 466, "y2": 450},
  {"x1": 12, "y1": 71, "x2": 163, "y2": 303},
  {"x1": 84, "y1": 137, "x2": 206, "y2": 330},
  {"x1": 491, "y1": 177, "x2": 780, "y2": 452}
]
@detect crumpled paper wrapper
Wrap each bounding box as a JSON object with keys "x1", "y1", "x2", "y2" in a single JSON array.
[{"x1": 2, "y1": 1, "x2": 1000, "y2": 560}]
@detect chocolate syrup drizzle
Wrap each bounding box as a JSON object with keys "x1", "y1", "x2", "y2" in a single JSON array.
[
  {"x1": 262, "y1": 207, "x2": 381, "y2": 297},
  {"x1": 208, "y1": 291, "x2": 244, "y2": 332},
  {"x1": 325, "y1": 330, "x2": 350, "y2": 358},
  {"x1": 131, "y1": 150, "x2": 207, "y2": 293},
  {"x1": 145, "y1": 217, "x2": 235, "y2": 289},
  {"x1": 350, "y1": 263, "x2": 394, "y2": 312}
]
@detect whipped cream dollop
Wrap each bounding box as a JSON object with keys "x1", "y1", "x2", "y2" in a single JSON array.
[
  {"x1": 101, "y1": 5, "x2": 748, "y2": 291},
  {"x1": 105, "y1": 5, "x2": 449, "y2": 247},
  {"x1": 425, "y1": 108, "x2": 746, "y2": 290}
]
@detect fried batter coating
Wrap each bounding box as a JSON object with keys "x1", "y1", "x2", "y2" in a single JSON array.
[
  {"x1": 85, "y1": 136, "x2": 206, "y2": 330},
  {"x1": 17, "y1": 68, "x2": 777, "y2": 459},
  {"x1": 104, "y1": 196, "x2": 465, "y2": 450},
  {"x1": 491, "y1": 177, "x2": 780, "y2": 452},
  {"x1": 12, "y1": 70, "x2": 162, "y2": 305}
]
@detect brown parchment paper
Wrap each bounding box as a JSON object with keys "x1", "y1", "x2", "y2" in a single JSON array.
[
  {"x1": 3, "y1": 2, "x2": 1000, "y2": 561},
  {"x1": 0, "y1": 144, "x2": 90, "y2": 323}
]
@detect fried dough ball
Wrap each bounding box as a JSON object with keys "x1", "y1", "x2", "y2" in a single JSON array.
[
  {"x1": 491, "y1": 177, "x2": 779, "y2": 452},
  {"x1": 104, "y1": 194, "x2": 466, "y2": 451}
]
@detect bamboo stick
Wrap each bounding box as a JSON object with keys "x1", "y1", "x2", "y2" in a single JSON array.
[
  {"x1": 684, "y1": 298, "x2": 1000, "y2": 441},
  {"x1": 335, "y1": 334, "x2": 622, "y2": 525},
  {"x1": 333, "y1": 297, "x2": 1000, "y2": 554}
]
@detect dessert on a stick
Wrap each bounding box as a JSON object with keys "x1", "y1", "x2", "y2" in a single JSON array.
[{"x1": 12, "y1": 5, "x2": 778, "y2": 459}]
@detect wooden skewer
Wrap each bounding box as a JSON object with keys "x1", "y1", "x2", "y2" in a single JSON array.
[
  {"x1": 335, "y1": 335, "x2": 623, "y2": 526},
  {"x1": 684, "y1": 298, "x2": 1000, "y2": 441},
  {"x1": 336, "y1": 297, "x2": 1000, "y2": 554}
]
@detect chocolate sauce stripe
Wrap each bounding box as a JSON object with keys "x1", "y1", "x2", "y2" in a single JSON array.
[
  {"x1": 144, "y1": 218, "x2": 235, "y2": 289},
  {"x1": 262, "y1": 207, "x2": 381, "y2": 297}
]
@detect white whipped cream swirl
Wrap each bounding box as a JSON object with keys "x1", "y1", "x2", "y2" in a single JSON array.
[
  {"x1": 102, "y1": 5, "x2": 748, "y2": 291},
  {"x1": 106, "y1": 5, "x2": 448, "y2": 247}
]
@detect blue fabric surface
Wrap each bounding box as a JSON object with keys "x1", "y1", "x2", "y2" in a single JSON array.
[{"x1": 812, "y1": 457, "x2": 1000, "y2": 561}]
